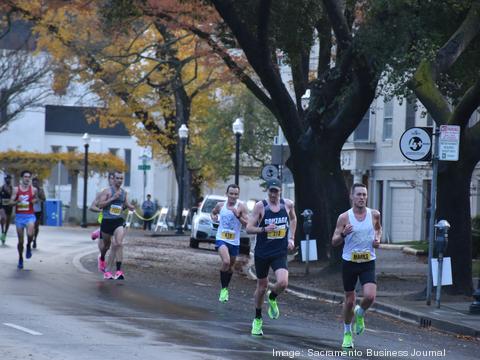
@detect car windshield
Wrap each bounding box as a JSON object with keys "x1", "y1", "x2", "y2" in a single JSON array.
[{"x1": 202, "y1": 199, "x2": 222, "y2": 213}]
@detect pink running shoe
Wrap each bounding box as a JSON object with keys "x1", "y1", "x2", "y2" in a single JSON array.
[
  {"x1": 114, "y1": 270, "x2": 125, "y2": 280},
  {"x1": 103, "y1": 271, "x2": 113, "y2": 280},
  {"x1": 91, "y1": 229, "x2": 100, "y2": 241},
  {"x1": 98, "y1": 256, "x2": 106, "y2": 273}
]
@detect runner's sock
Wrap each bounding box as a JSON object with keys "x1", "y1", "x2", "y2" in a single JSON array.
[
  {"x1": 269, "y1": 290, "x2": 278, "y2": 300},
  {"x1": 220, "y1": 271, "x2": 229, "y2": 288},
  {"x1": 356, "y1": 306, "x2": 366, "y2": 317},
  {"x1": 255, "y1": 308, "x2": 262, "y2": 319},
  {"x1": 226, "y1": 271, "x2": 233, "y2": 287},
  {"x1": 344, "y1": 323, "x2": 352, "y2": 333},
  {"x1": 116, "y1": 262, "x2": 122, "y2": 271}
]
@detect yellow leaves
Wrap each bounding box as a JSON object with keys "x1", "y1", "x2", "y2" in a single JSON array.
[{"x1": 0, "y1": 150, "x2": 126, "y2": 180}]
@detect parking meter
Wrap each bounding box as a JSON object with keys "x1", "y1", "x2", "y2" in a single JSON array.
[
  {"x1": 434, "y1": 219, "x2": 450, "y2": 256},
  {"x1": 434, "y1": 219, "x2": 450, "y2": 308},
  {"x1": 302, "y1": 209, "x2": 313, "y2": 236}
]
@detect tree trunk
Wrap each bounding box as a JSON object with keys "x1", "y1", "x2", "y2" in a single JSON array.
[
  {"x1": 288, "y1": 142, "x2": 349, "y2": 266},
  {"x1": 437, "y1": 159, "x2": 476, "y2": 295}
]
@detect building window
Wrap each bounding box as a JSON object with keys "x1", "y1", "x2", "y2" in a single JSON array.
[
  {"x1": 405, "y1": 96, "x2": 416, "y2": 129},
  {"x1": 51, "y1": 145, "x2": 61, "y2": 153},
  {"x1": 109, "y1": 148, "x2": 119, "y2": 156},
  {"x1": 354, "y1": 109, "x2": 370, "y2": 141},
  {"x1": 124, "y1": 149, "x2": 131, "y2": 186},
  {"x1": 66, "y1": 146, "x2": 77, "y2": 153},
  {"x1": 383, "y1": 99, "x2": 393, "y2": 141}
]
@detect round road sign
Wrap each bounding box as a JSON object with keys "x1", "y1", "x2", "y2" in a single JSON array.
[
  {"x1": 399, "y1": 127, "x2": 432, "y2": 161},
  {"x1": 261, "y1": 164, "x2": 279, "y2": 181}
]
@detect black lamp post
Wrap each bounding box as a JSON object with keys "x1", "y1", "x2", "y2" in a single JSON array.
[
  {"x1": 81, "y1": 132, "x2": 90, "y2": 228},
  {"x1": 470, "y1": 267, "x2": 480, "y2": 314},
  {"x1": 176, "y1": 124, "x2": 189, "y2": 234},
  {"x1": 232, "y1": 117, "x2": 244, "y2": 185}
]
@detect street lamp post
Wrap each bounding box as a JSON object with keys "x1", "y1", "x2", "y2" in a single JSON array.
[
  {"x1": 176, "y1": 124, "x2": 189, "y2": 234},
  {"x1": 81, "y1": 133, "x2": 90, "y2": 228},
  {"x1": 232, "y1": 117, "x2": 244, "y2": 185}
]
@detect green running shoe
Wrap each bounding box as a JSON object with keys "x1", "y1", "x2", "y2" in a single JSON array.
[
  {"x1": 1, "y1": 233, "x2": 5, "y2": 244},
  {"x1": 342, "y1": 331, "x2": 354, "y2": 349},
  {"x1": 219, "y1": 288, "x2": 229, "y2": 302},
  {"x1": 251, "y1": 318, "x2": 263, "y2": 336},
  {"x1": 267, "y1": 291, "x2": 280, "y2": 319},
  {"x1": 354, "y1": 305, "x2": 365, "y2": 335}
]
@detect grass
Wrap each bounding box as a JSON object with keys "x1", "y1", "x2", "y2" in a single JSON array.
[{"x1": 396, "y1": 240, "x2": 428, "y2": 252}]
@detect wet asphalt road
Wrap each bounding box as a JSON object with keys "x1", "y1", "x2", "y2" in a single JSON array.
[{"x1": 0, "y1": 226, "x2": 478, "y2": 360}]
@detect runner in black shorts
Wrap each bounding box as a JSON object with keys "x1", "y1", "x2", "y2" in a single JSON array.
[
  {"x1": 246, "y1": 178, "x2": 296, "y2": 336},
  {"x1": 332, "y1": 183, "x2": 382, "y2": 349},
  {"x1": 0, "y1": 174, "x2": 13, "y2": 244}
]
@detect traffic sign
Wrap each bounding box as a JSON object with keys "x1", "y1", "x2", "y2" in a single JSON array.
[
  {"x1": 138, "y1": 164, "x2": 151, "y2": 171},
  {"x1": 439, "y1": 125, "x2": 460, "y2": 161},
  {"x1": 261, "y1": 164, "x2": 279, "y2": 181},
  {"x1": 399, "y1": 127, "x2": 432, "y2": 161}
]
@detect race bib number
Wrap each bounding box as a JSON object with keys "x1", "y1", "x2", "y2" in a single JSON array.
[
  {"x1": 351, "y1": 251, "x2": 371, "y2": 263},
  {"x1": 2, "y1": 198, "x2": 10, "y2": 206},
  {"x1": 109, "y1": 205, "x2": 122, "y2": 216},
  {"x1": 17, "y1": 195, "x2": 30, "y2": 211},
  {"x1": 220, "y1": 230, "x2": 235, "y2": 241},
  {"x1": 267, "y1": 225, "x2": 287, "y2": 240}
]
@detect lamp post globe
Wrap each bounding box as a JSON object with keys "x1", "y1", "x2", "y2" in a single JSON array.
[
  {"x1": 176, "y1": 124, "x2": 189, "y2": 234},
  {"x1": 232, "y1": 117, "x2": 244, "y2": 185}
]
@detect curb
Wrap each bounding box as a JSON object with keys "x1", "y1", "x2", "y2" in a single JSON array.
[
  {"x1": 379, "y1": 244, "x2": 404, "y2": 250},
  {"x1": 287, "y1": 284, "x2": 480, "y2": 337},
  {"x1": 402, "y1": 246, "x2": 427, "y2": 256}
]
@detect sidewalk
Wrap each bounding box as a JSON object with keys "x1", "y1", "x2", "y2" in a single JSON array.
[{"x1": 286, "y1": 246, "x2": 480, "y2": 338}]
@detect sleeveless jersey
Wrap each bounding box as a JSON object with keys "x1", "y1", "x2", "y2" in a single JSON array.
[
  {"x1": 102, "y1": 187, "x2": 126, "y2": 220},
  {"x1": 15, "y1": 185, "x2": 34, "y2": 214},
  {"x1": 342, "y1": 207, "x2": 376, "y2": 262},
  {"x1": 255, "y1": 199, "x2": 290, "y2": 258},
  {"x1": 0, "y1": 185, "x2": 12, "y2": 207},
  {"x1": 216, "y1": 201, "x2": 242, "y2": 246}
]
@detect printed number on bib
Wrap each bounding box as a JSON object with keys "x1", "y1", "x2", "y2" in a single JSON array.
[
  {"x1": 351, "y1": 251, "x2": 371, "y2": 263},
  {"x1": 109, "y1": 205, "x2": 122, "y2": 216},
  {"x1": 267, "y1": 225, "x2": 287, "y2": 240},
  {"x1": 220, "y1": 230, "x2": 235, "y2": 241},
  {"x1": 2, "y1": 198, "x2": 10, "y2": 206}
]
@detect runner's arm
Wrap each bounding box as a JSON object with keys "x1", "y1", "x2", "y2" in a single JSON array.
[
  {"x1": 286, "y1": 200, "x2": 297, "y2": 249},
  {"x1": 96, "y1": 189, "x2": 112, "y2": 209},
  {"x1": 211, "y1": 202, "x2": 223, "y2": 222},
  {"x1": 332, "y1": 213, "x2": 348, "y2": 247},
  {"x1": 9, "y1": 187, "x2": 18, "y2": 205},
  {"x1": 37, "y1": 188, "x2": 46, "y2": 202},
  {"x1": 31, "y1": 187, "x2": 38, "y2": 204},
  {"x1": 372, "y1": 210, "x2": 382, "y2": 248},
  {"x1": 246, "y1": 202, "x2": 264, "y2": 234},
  {"x1": 236, "y1": 202, "x2": 249, "y2": 227},
  {"x1": 89, "y1": 192, "x2": 102, "y2": 212}
]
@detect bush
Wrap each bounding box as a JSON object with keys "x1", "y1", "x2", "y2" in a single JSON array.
[{"x1": 472, "y1": 215, "x2": 480, "y2": 259}]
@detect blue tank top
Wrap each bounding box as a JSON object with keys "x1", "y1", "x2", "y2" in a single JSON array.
[
  {"x1": 102, "y1": 187, "x2": 126, "y2": 220},
  {"x1": 255, "y1": 199, "x2": 289, "y2": 258}
]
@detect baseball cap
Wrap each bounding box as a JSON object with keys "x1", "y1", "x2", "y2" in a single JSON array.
[{"x1": 266, "y1": 178, "x2": 281, "y2": 190}]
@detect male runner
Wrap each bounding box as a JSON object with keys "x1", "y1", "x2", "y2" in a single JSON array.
[
  {"x1": 211, "y1": 184, "x2": 248, "y2": 302},
  {"x1": 32, "y1": 177, "x2": 46, "y2": 249},
  {"x1": 97, "y1": 171, "x2": 135, "y2": 280},
  {"x1": 246, "y1": 178, "x2": 296, "y2": 336},
  {"x1": 0, "y1": 174, "x2": 13, "y2": 244},
  {"x1": 332, "y1": 183, "x2": 382, "y2": 349},
  {"x1": 10, "y1": 170, "x2": 38, "y2": 269}
]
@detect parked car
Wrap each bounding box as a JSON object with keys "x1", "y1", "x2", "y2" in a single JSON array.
[{"x1": 190, "y1": 194, "x2": 251, "y2": 254}]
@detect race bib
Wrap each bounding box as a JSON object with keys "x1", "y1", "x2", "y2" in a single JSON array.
[
  {"x1": 2, "y1": 198, "x2": 10, "y2": 206},
  {"x1": 267, "y1": 225, "x2": 287, "y2": 240},
  {"x1": 220, "y1": 230, "x2": 235, "y2": 241},
  {"x1": 351, "y1": 251, "x2": 371, "y2": 263},
  {"x1": 109, "y1": 204, "x2": 122, "y2": 216},
  {"x1": 17, "y1": 195, "x2": 30, "y2": 211}
]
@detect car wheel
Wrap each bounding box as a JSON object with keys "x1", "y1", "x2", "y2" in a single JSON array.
[{"x1": 189, "y1": 238, "x2": 199, "y2": 248}]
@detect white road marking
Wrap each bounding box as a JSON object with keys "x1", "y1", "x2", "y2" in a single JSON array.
[
  {"x1": 72, "y1": 248, "x2": 98, "y2": 274},
  {"x1": 3, "y1": 323, "x2": 42, "y2": 336}
]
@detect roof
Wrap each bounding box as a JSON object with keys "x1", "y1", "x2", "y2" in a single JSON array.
[{"x1": 45, "y1": 105, "x2": 130, "y2": 137}]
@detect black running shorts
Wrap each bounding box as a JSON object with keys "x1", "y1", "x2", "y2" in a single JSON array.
[
  {"x1": 100, "y1": 218, "x2": 124, "y2": 236},
  {"x1": 342, "y1": 259, "x2": 376, "y2": 292},
  {"x1": 254, "y1": 255, "x2": 288, "y2": 279}
]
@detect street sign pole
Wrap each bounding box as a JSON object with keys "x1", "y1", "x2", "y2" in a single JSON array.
[{"x1": 426, "y1": 124, "x2": 439, "y2": 306}]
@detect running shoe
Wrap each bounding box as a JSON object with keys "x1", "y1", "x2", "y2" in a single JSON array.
[
  {"x1": 267, "y1": 291, "x2": 280, "y2": 319},
  {"x1": 354, "y1": 305, "x2": 365, "y2": 335},
  {"x1": 103, "y1": 271, "x2": 114, "y2": 280},
  {"x1": 17, "y1": 258, "x2": 23, "y2": 269},
  {"x1": 251, "y1": 318, "x2": 263, "y2": 336},
  {"x1": 91, "y1": 229, "x2": 100, "y2": 241},
  {"x1": 1, "y1": 233, "x2": 6, "y2": 244},
  {"x1": 98, "y1": 256, "x2": 106, "y2": 273},
  {"x1": 26, "y1": 246, "x2": 32, "y2": 259},
  {"x1": 219, "y1": 288, "x2": 229, "y2": 302},
  {"x1": 114, "y1": 270, "x2": 125, "y2": 280},
  {"x1": 342, "y1": 331, "x2": 354, "y2": 349}
]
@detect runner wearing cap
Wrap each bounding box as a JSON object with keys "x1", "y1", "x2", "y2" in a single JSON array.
[{"x1": 246, "y1": 178, "x2": 297, "y2": 336}]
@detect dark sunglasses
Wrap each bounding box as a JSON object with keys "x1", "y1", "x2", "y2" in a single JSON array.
[{"x1": 268, "y1": 188, "x2": 279, "y2": 193}]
